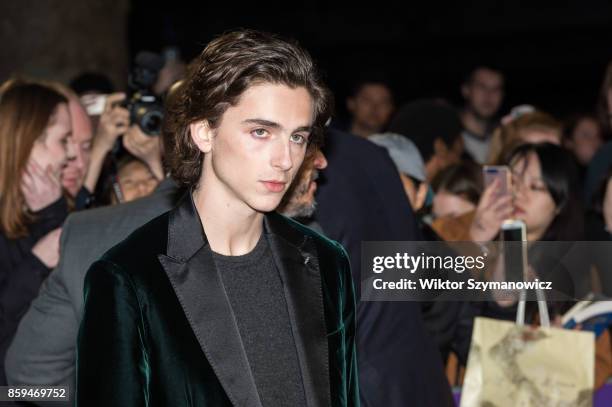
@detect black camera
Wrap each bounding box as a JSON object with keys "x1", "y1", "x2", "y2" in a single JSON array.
[{"x1": 124, "y1": 51, "x2": 164, "y2": 136}]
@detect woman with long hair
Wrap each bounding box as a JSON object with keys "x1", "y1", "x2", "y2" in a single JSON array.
[
  {"x1": 457, "y1": 143, "x2": 587, "y2": 356},
  {"x1": 0, "y1": 79, "x2": 72, "y2": 385}
]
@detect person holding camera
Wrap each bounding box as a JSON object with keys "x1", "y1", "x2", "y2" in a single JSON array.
[{"x1": 83, "y1": 92, "x2": 164, "y2": 205}]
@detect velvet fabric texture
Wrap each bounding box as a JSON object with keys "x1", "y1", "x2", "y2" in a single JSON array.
[{"x1": 76, "y1": 192, "x2": 358, "y2": 407}]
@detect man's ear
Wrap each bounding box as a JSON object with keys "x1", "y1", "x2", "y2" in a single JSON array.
[
  {"x1": 189, "y1": 120, "x2": 214, "y2": 153},
  {"x1": 461, "y1": 83, "x2": 470, "y2": 99},
  {"x1": 415, "y1": 182, "x2": 429, "y2": 211},
  {"x1": 346, "y1": 97, "x2": 355, "y2": 113}
]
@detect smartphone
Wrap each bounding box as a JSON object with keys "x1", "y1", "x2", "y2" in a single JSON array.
[
  {"x1": 501, "y1": 219, "x2": 527, "y2": 283},
  {"x1": 483, "y1": 165, "x2": 511, "y2": 199},
  {"x1": 80, "y1": 94, "x2": 107, "y2": 116}
]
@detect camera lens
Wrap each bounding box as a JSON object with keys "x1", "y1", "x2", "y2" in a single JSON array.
[{"x1": 140, "y1": 110, "x2": 163, "y2": 136}]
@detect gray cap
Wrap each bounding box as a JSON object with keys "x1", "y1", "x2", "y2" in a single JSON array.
[{"x1": 369, "y1": 132, "x2": 427, "y2": 182}]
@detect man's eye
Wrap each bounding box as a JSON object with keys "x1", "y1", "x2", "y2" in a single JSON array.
[
  {"x1": 290, "y1": 134, "x2": 307, "y2": 145},
  {"x1": 251, "y1": 128, "x2": 268, "y2": 138}
]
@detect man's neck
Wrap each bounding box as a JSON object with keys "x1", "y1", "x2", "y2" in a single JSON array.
[
  {"x1": 350, "y1": 122, "x2": 375, "y2": 138},
  {"x1": 193, "y1": 182, "x2": 263, "y2": 256},
  {"x1": 461, "y1": 109, "x2": 491, "y2": 139}
]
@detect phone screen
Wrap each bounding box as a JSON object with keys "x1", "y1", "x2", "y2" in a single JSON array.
[
  {"x1": 501, "y1": 221, "x2": 526, "y2": 283},
  {"x1": 483, "y1": 166, "x2": 511, "y2": 199}
]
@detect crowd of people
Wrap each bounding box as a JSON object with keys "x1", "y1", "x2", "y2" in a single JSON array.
[{"x1": 1, "y1": 28, "x2": 612, "y2": 406}]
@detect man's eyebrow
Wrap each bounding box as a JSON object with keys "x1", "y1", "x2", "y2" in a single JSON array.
[
  {"x1": 241, "y1": 119, "x2": 312, "y2": 133},
  {"x1": 294, "y1": 125, "x2": 313, "y2": 133},
  {"x1": 241, "y1": 118, "x2": 282, "y2": 129}
]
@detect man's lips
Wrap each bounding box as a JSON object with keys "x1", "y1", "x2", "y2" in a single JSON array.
[{"x1": 261, "y1": 180, "x2": 287, "y2": 192}]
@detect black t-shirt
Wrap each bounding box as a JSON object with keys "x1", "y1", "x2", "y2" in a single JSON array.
[{"x1": 213, "y1": 234, "x2": 307, "y2": 407}]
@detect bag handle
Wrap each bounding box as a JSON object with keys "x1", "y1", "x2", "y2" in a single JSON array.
[
  {"x1": 517, "y1": 289, "x2": 550, "y2": 327},
  {"x1": 514, "y1": 240, "x2": 550, "y2": 327}
]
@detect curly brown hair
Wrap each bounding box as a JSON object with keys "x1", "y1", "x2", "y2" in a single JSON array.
[{"x1": 163, "y1": 29, "x2": 333, "y2": 187}]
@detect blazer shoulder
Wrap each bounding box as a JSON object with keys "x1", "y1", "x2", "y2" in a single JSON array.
[
  {"x1": 66, "y1": 191, "x2": 174, "y2": 233},
  {"x1": 272, "y1": 212, "x2": 349, "y2": 264}
]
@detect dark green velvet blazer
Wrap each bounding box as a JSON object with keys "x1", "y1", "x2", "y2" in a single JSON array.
[{"x1": 76, "y1": 193, "x2": 358, "y2": 407}]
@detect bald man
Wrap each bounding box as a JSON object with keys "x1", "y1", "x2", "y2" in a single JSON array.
[{"x1": 62, "y1": 97, "x2": 94, "y2": 203}]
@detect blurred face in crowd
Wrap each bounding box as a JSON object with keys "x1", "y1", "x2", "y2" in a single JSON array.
[
  {"x1": 425, "y1": 138, "x2": 461, "y2": 181},
  {"x1": 566, "y1": 117, "x2": 602, "y2": 165},
  {"x1": 432, "y1": 190, "x2": 476, "y2": 219},
  {"x1": 192, "y1": 83, "x2": 314, "y2": 214},
  {"x1": 62, "y1": 99, "x2": 93, "y2": 196},
  {"x1": 117, "y1": 160, "x2": 159, "y2": 202},
  {"x1": 279, "y1": 148, "x2": 327, "y2": 218},
  {"x1": 462, "y1": 68, "x2": 504, "y2": 120},
  {"x1": 511, "y1": 152, "x2": 557, "y2": 241},
  {"x1": 347, "y1": 83, "x2": 394, "y2": 136},
  {"x1": 29, "y1": 103, "x2": 72, "y2": 176},
  {"x1": 519, "y1": 128, "x2": 561, "y2": 146}
]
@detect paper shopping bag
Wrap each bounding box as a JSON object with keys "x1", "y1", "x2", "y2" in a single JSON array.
[{"x1": 460, "y1": 317, "x2": 594, "y2": 407}]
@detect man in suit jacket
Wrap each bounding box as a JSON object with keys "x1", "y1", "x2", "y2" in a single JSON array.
[
  {"x1": 75, "y1": 30, "x2": 357, "y2": 406},
  {"x1": 4, "y1": 179, "x2": 180, "y2": 396},
  {"x1": 316, "y1": 129, "x2": 454, "y2": 406}
]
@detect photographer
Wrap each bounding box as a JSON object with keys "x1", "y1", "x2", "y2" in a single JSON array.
[
  {"x1": 83, "y1": 53, "x2": 168, "y2": 206},
  {"x1": 83, "y1": 92, "x2": 129, "y2": 197}
]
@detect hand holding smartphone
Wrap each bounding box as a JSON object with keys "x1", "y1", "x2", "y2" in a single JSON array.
[{"x1": 483, "y1": 165, "x2": 511, "y2": 199}]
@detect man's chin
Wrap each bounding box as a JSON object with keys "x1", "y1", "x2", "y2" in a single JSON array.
[
  {"x1": 473, "y1": 108, "x2": 497, "y2": 122},
  {"x1": 281, "y1": 199, "x2": 316, "y2": 219}
]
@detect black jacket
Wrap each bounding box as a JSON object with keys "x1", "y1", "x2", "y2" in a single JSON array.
[
  {"x1": 76, "y1": 192, "x2": 358, "y2": 406},
  {"x1": 0, "y1": 197, "x2": 68, "y2": 386},
  {"x1": 316, "y1": 129, "x2": 454, "y2": 407}
]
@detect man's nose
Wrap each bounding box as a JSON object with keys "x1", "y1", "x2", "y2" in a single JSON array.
[
  {"x1": 65, "y1": 139, "x2": 77, "y2": 164},
  {"x1": 271, "y1": 139, "x2": 293, "y2": 171},
  {"x1": 66, "y1": 144, "x2": 85, "y2": 170},
  {"x1": 136, "y1": 181, "x2": 149, "y2": 196},
  {"x1": 313, "y1": 149, "x2": 328, "y2": 170}
]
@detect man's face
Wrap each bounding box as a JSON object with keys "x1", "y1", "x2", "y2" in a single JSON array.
[
  {"x1": 62, "y1": 99, "x2": 93, "y2": 196},
  {"x1": 462, "y1": 68, "x2": 504, "y2": 120},
  {"x1": 347, "y1": 84, "x2": 394, "y2": 135},
  {"x1": 568, "y1": 117, "x2": 602, "y2": 165},
  {"x1": 278, "y1": 148, "x2": 328, "y2": 218},
  {"x1": 195, "y1": 83, "x2": 314, "y2": 214}
]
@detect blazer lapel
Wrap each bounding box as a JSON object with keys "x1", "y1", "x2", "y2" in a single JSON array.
[
  {"x1": 265, "y1": 213, "x2": 331, "y2": 407},
  {"x1": 158, "y1": 193, "x2": 262, "y2": 407}
]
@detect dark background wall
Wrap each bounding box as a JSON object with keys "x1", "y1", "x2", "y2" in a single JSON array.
[
  {"x1": 0, "y1": 0, "x2": 129, "y2": 89},
  {"x1": 2, "y1": 1, "x2": 611, "y2": 120},
  {"x1": 129, "y1": 0, "x2": 612, "y2": 119}
]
